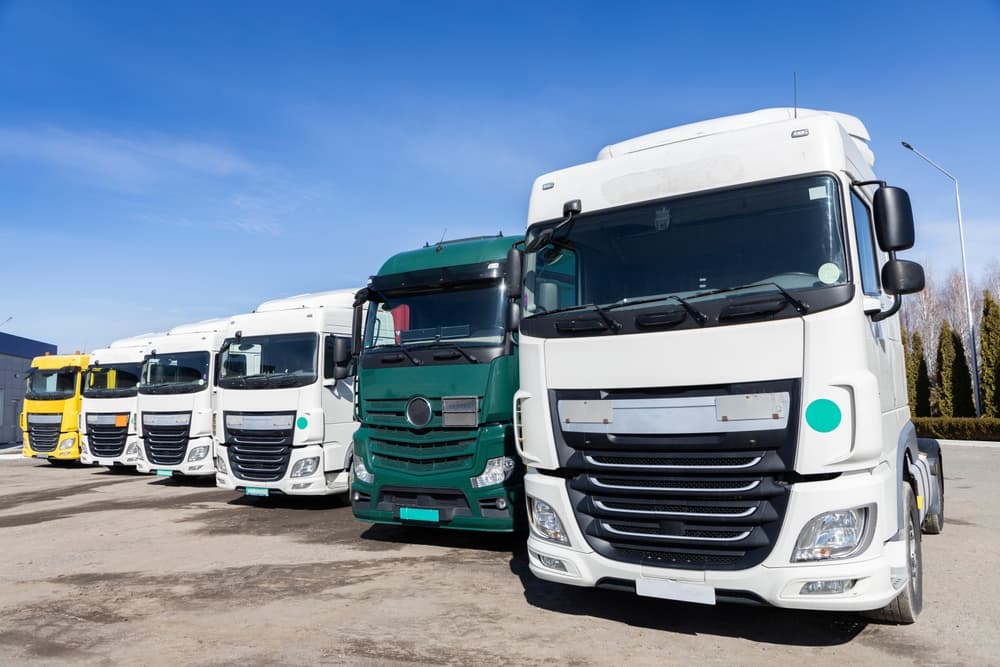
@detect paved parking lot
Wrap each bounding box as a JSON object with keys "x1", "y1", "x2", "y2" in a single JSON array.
[{"x1": 0, "y1": 443, "x2": 997, "y2": 666}]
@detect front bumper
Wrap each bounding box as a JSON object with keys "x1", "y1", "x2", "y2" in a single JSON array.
[
  {"x1": 136, "y1": 435, "x2": 215, "y2": 477},
  {"x1": 214, "y1": 443, "x2": 349, "y2": 496},
  {"x1": 524, "y1": 466, "x2": 907, "y2": 611},
  {"x1": 23, "y1": 433, "x2": 80, "y2": 461}
]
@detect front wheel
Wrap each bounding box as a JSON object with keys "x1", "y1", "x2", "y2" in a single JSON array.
[{"x1": 865, "y1": 483, "x2": 923, "y2": 624}]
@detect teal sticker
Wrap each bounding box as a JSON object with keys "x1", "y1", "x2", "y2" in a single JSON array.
[
  {"x1": 806, "y1": 399, "x2": 841, "y2": 433},
  {"x1": 296, "y1": 416, "x2": 308, "y2": 430}
]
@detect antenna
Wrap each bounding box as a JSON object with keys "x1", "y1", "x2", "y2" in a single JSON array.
[
  {"x1": 436, "y1": 228, "x2": 448, "y2": 251},
  {"x1": 793, "y1": 71, "x2": 798, "y2": 119},
  {"x1": 0, "y1": 316, "x2": 12, "y2": 330}
]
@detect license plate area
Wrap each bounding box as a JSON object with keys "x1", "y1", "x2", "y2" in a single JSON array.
[
  {"x1": 399, "y1": 507, "x2": 440, "y2": 522},
  {"x1": 155, "y1": 469, "x2": 174, "y2": 477},
  {"x1": 636, "y1": 577, "x2": 716, "y2": 605},
  {"x1": 245, "y1": 487, "x2": 270, "y2": 497}
]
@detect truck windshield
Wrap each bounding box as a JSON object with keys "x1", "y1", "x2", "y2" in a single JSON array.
[
  {"x1": 217, "y1": 333, "x2": 318, "y2": 389},
  {"x1": 25, "y1": 367, "x2": 79, "y2": 400},
  {"x1": 364, "y1": 283, "x2": 506, "y2": 350},
  {"x1": 139, "y1": 352, "x2": 210, "y2": 395},
  {"x1": 84, "y1": 363, "x2": 142, "y2": 398},
  {"x1": 523, "y1": 175, "x2": 848, "y2": 317}
]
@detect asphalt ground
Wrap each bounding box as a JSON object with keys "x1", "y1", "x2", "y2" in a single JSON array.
[{"x1": 0, "y1": 442, "x2": 997, "y2": 666}]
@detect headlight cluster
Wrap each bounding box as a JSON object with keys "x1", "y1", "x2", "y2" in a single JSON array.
[
  {"x1": 792, "y1": 505, "x2": 872, "y2": 562},
  {"x1": 58, "y1": 436, "x2": 76, "y2": 451},
  {"x1": 187, "y1": 445, "x2": 210, "y2": 462},
  {"x1": 470, "y1": 456, "x2": 515, "y2": 488},
  {"x1": 290, "y1": 457, "x2": 320, "y2": 478},
  {"x1": 530, "y1": 498, "x2": 569, "y2": 545},
  {"x1": 215, "y1": 454, "x2": 227, "y2": 474},
  {"x1": 352, "y1": 457, "x2": 374, "y2": 484}
]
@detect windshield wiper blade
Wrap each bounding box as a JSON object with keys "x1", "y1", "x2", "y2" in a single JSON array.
[
  {"x1": 545, "y1": 303, "x2": 622, "y2": 333},
  {"x1": 604, "y1": 294, "x2": 708, "y2": 325},
  {"x1": 695, "y1": 281, "x2": 809, "y2": 315},
  {"x1": 376, "y1": 345, "x2": 421, "y2": 366},
  {"x1": 412, "y1": 342, "x2": 479, "y2": 364}
]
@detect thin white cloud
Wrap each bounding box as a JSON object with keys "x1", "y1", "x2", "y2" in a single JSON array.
[{"x1": 0, "y1": 126, "x2": 255, "y2": 189}]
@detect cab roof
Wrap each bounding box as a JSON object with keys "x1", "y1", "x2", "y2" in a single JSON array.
[{"x1": 375, "y1": 234, "x2": 523, "y2": 277}]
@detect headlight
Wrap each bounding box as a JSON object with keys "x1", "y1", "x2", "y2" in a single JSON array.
[
  {"x1": 792, "y1": 505, "x2": 872, "y2": 562},
  {"x1": 470, "y1": 456, "x2": 516, "y2": 488},
  {"x1": 215, "y1": 454, "x2": 227, "y2": 474},
  {"x1": 352, "y1": 456, "x2": 374, "y2": 484},
  {"x1": 59, "y1": 436, "x2": 76, "y2": 450},
  {"x1": 136, "y1": 445, "x2": 145, "y2": 461},
  {"x1": 291, "y1": 457, "x2": 320, "y2": 478},
  {"x1": 125, "y1": 443, "x2": 138, "y2": 456},
  {"x1": 187, "y1": 445, "x2": 210, "y2": 462},
  {"x1": 529, "y1": 497, "x2": 569, "y2": 545}
]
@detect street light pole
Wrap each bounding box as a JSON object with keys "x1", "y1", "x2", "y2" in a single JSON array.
[{"x1": 902, "y1": 141, "x2": 982, "y2": 417}]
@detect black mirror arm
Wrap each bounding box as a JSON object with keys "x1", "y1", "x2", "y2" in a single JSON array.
[{"x1": 871, "y1": 295, "x2": 901, "y2": 322}]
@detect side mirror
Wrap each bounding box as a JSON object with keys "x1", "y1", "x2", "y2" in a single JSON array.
[
  {"x1": 328, "y1": 336, "x2": 352, "y2": 381},
  {"x1": 351, "y1": 300, "x2": 365, "y2": 357},
  {"x1": 508, "y1": 300, "x2": 521, "y2": 332},
  {"x1": 507, "y1": 247, "x2": 523, "y2": 299},
  {"x1": 873, "y1": 187, "x2": 915, "y2": 252},
  {"x1": 882, "y1": 259, "x2": 924, "y2": 295}
]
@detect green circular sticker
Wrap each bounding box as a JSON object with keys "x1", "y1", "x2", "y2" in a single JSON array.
[
  {"x1": 296, "y1": 416, "x2": 309, "y2": 430},
  {"x1": 805, "y1": 399, "x2": 841, "y2": 433}
]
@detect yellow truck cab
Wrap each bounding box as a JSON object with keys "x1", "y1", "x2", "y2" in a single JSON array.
[{"x1": 21, "y1": 353, "x2": 90, "y2": 464}]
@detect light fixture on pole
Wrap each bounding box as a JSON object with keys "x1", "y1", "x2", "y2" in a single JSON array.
[{"x1": 901, "y1": 141, "x2": 981, "y2": 417}]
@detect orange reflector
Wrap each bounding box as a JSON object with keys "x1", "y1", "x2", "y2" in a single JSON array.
[{"x1": 115, "y1": 415, "x2": 129, "y2": 427}]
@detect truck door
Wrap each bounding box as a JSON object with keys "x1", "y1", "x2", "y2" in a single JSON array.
[{"x1": 321, "y1": 334, "x2": 356, "y2": 471}]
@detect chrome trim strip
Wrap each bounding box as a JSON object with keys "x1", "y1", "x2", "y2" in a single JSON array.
[
  {"x1": 593, "y1": 500, "x2": 757, "y2": 519},
  {"x1": 602, "y1": 524, "x2": 752, "y2": 542},
  {"x1": 585, "y1": 454, "x2": 762, "y2": 470},
  {"x1": 591, "y1": 478, "x2": 761, "y2": 493}
]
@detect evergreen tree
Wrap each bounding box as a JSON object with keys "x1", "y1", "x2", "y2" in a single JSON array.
[
  {"x1": 981, "y1": 289, "x2": 1000, "y2": 418},
  {"x1": 951, "y1": 330, "x2": 975, "y2": 417},
  {"x1": 912, "y1": 331, "x2": 932, "y2": 417},
  {"x1": 903, "y1": 327, "x2": 917, "y2": 411},
  {"x1": 935, "y1": 321, "x2": 955, "y2": 417}
]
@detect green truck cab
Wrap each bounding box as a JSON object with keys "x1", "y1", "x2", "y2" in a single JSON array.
[{"x1": 350, "y1": 234, "x2": 524, "y2": 531}]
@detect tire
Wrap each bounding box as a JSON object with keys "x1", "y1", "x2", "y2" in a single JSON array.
[
  {"x1": 922, "y1": 468, "x2": 944, "y2": 535},
  {"x1": 865, "y1": 483, "x2": 923, "y2": 624}
]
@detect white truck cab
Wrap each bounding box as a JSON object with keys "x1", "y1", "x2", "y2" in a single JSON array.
[
  {"x1": 515, "y1": 108, "x2": 942, "y2": 623},
  {"x1": 80, "y1": 333, "x2": 159, "y2": 468},
  {"x1": 214, "y1": 289, "x2": 357, "y2": 498},
  {"x1": 135, "y1": 318, "x2": 229, "y2": 478}
]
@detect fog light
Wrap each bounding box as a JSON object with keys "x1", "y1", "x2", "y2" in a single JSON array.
[
  {"x1": 352, "y1": 491, "x2": 361, "y2": 503},
  {"x1": 793, "y1": 505, "x2": 871, "y2": 562},
  {"x1": 470, "y1": 456, "x2": 515, "y2": 488},
  {"x1": 291, "y1": 482, "x2": 313, "y2": 490},
  {"x1": 290, "y1": 457, "x2": 320, "y2": 478},
  {"x1": 530, "y1": 497, "x2": 569, "y2": 545},
  {"x1": 187, "y1": 445, "x2": 210, "y2": 462},
  {"x1": 59, "y1": 436, "x2": 76, "y2": 450},
  {"x1": 215, "y1": 455, "x2": 227, "y2": 474},
  {"x1": 800, "y1": 579, "x2": 856, "y2": 595},
  {"x1": 496, "y1": 497, "x2": 508, "y2": 510},
  {"x1": 538, "y1": 555, "x2": 567, "y2": 572},
  {"x1": 352, "y1": 457, "x2": 374, "y2": 484}
]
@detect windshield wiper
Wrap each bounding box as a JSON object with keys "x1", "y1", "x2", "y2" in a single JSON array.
[
  {"x1": 375, "y1": 345, "x2": 421, "y2": 366},
  {"x1": 411, "y1": 342, "x2": 479, "y2": 364},
  {"x1": 603, "y1": 294, "x2": 708, "y2": 325},
  {"x1": 536, "y1": 303, "x2": 622, "y2": 333},
  {"x1": 694, "y1": 281, "x2": 810, "y2": 315}
]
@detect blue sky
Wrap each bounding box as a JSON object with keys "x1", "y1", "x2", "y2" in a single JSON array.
[{"x1": 1, "y1": 1, "x2": 998, "y2": 351}]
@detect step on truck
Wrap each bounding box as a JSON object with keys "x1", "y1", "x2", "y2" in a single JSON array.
[
  {"x1": 135, "y1": 319, "x2": 229, "y2": 479},
  {"x1": 80, "y1": 334, "x2": 159, "y2": 469},
  {"x1": 513, "y1": 108, "x2": 943, "y2": 622},
  {"x1": 21, "y1": 352, "x2": 90, "y2": 464},
  {"x1": 351, "y1": 235, "x2": 525, "y2": 531},
  {"x1": 214, "y1": 290, "x2": 357, "y2": 498}
]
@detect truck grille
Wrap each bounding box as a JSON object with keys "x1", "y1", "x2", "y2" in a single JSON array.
[
  {"x1": 143, "y1": 417, "x2": 192, "y2": 466},
  {"x1": 224, "y1": 412, "x2": 294, "y2": 482},
  {"x1": 366, "y1": 427, "x2": 478, "y2": 475},
  {"x1": 87, "y1": 422, "x2": 129, "y2": 458},
  {"x1": 27, "y1": 419, "x2": 60, "y2": 453},
  {"x1": 554, "y1": 379, "x2": 799, "y2": 571}
]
